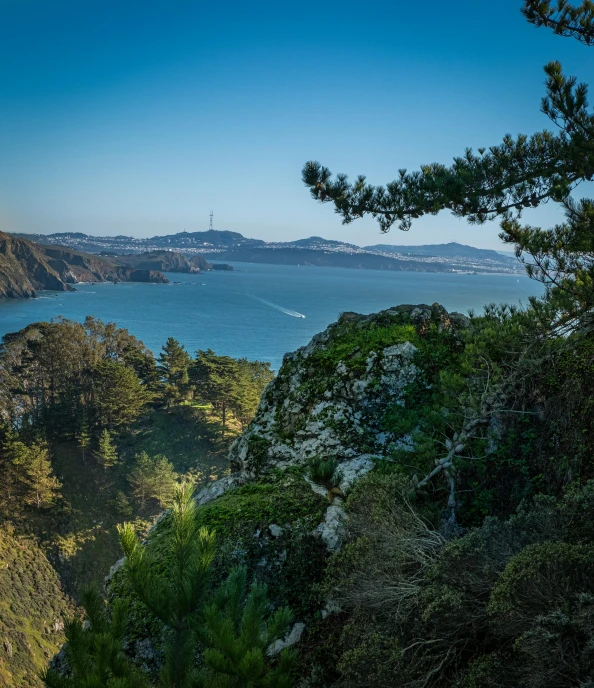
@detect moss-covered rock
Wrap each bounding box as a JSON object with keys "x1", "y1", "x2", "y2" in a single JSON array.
[{"x1": 230, "y1": 303, "x2": 469, "y2": 477}]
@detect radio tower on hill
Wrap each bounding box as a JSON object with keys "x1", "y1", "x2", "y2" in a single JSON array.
[{"x1": 209, "y1": 211, "x2": 214, "y2": 231}]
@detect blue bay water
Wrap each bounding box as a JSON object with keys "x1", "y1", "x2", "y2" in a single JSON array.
[{"x1": 0, "y1": 263, "x2": 544, "y2": 371}]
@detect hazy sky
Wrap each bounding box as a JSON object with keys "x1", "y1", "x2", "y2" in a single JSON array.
[{"x1": 0, "y1": 0, "x2": 590, "y2": 248}]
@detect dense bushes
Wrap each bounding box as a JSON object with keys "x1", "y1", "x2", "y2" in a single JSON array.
[{"x1": 324, "y1": 470, "x2": 594, "y2": 687}]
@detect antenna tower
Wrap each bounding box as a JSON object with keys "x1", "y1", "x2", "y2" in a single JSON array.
[{"x1": 209, "y1": 211, "x2": 214, "y2": 231}]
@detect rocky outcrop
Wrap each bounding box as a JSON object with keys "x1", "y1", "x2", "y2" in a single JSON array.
[
  {"x1": 92, "y1": 303, "x2": 472, "y2": 682},
  {"x1": 230, "y1": 303, "x2": 469, "y2": 479},
  {"x1": 0, "y1": 232, "x2": 169, "y2": 298}
]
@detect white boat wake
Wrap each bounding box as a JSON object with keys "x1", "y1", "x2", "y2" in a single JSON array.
[{"x1": 252, "y1": 297, "x2": 305, "y2": 318}]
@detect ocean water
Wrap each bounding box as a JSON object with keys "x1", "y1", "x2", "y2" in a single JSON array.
[{"x1": 0, "y1": 262, "x2": 544, "y2": 371}]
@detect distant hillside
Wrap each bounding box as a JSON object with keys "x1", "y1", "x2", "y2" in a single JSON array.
[
  {"x1": 10, "y1": 230, "x2": 262, "y2": 254},
  {"x1": 213, "y1": 246, "x2": 450, "y2": 272},
  {"x1": 7, "y1": 231, "x2": 523, "y2": 275},
  {"x1": 0, "y1": 232, "x2": 168, "y2": 298},
  {"x1": 150, "y1": 229, "x2": 262, "y2": 248},
  {"x1": 286, "y1": 236, "x2": 360, "y2": 250},
  {"x1": 365, "y1": 241, "x2": 511, "y2": 261},
  {"x1": 110, "y1": 250, "x2": 210, "y2": 273}
]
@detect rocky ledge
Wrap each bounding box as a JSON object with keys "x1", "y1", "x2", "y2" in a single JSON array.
[
  {"x1": 102, "y1": 303, "x2": 471, "y2": 677},
  {"x1": 230, "y1": 303, "x2": 468, "y2": 477}
]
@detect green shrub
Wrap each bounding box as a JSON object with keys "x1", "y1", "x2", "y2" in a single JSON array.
[{"x1": 307, "y1": 456, "x2": 339, "y2": 488}]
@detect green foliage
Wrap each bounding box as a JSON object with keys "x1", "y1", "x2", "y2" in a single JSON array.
[
  {"x1": 128, "y1": 451, "x2": 178, "y2": 508},
  {"x1": 325, "y1": 470, "x2": 594, "y2": 688},
  {"x1": 232, "y1": 359, "x2": 275, "y2": 430},
  {"x1": 200, "y1": 565, "x2": 295, "y2": 687},
  {"x1": 194, "y1": 473, "x2": 326, "y2": 541},
  {"x1": 244, "y1": 434, "x2": 272, "y2": 474},
  {"x1": 95, "y1": 429, "x2": 118, "y2": 470},
  {"x1": 1, "y1": 437, "x2": 61, "y2": 509},
  {"x1": 158, "y1": 337, "x2": 192, "y2": 407},
  {"x1": 306, "y1": 456, "x2": 339, "y2": 488},
  {"x1": 488, "y1": 541, "x2": 594, "y2": 625},
  {"x1": 0, "y1": 527, "x2": 74, "y2": 687},
  {"x1": 53, "y1": 485, "x2": 299, "y2": 688},
  {"x1": 303, "y1": 1, "x2": 594, "y2": 332},
  {"x1": 20, "y1": 442, "x2": 62, "y2": 510},
  {"x1": 42, "y1": 586, "x2": 149, "y2": 688},
  {"x1": 0, "y1": 319, "x2": 274, "y2": 685},
  {"x1": 77, "y1": 422, "x2": 91, "y2": 463},
  {"x1": 119, "y1": 483, "x2": 217, "y2": 688},
  {"x1": 307, "y1": 319, "x2": 420, "y2": 377},
  {"x1": 191, "y1": 350, "x2": 273, "y2": 436},
  {"x1": 93, "y1": 359, "x2": 153, "y2": 429},
  {"x1": 0, "y1": 318, "x2": 155, "y2": 440}
]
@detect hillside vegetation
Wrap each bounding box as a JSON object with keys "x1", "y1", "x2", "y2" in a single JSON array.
[
  {"x1": 8, "y1": 2, "x2": 594, "y2": 686},
  {"x1": 33, "y1": 299, "x2": 594, "y2": 688},
  {"x1": 0, "y1": 318, "x2": 272, "y2": 685}
]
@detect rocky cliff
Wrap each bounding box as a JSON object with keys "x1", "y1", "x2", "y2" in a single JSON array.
[
  {"x1": 229, "y1": 303, "x2": 468, "y2": 477},
  {"x1": 53, "y1": 302, "x2": 594, "y2": 688},
  {"x1": 102, "y1": 303, "x2": 470, "y2": 677},
  {"x1": 0, "y1": 232, "x2": 169, "y2": 298}
]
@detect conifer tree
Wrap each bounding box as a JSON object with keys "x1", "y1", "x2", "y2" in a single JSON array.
[
  {"x1": 128, "y1": 451, "x2": 178, "y2": 508},
  {"x1": 192, "y1": 350, "x2": 241, "y2": 436},
  {"x1": 0, "y1": 457, "x2": 19, "y2": 510},
  {"x1": 77, "y1": 421, "x2": 91, "y2": 464},
  {"x1": 302, "y1": 0, "x2": 594, "y2": 332},
  {"x1": 231, "y1": 359, "x2": 275, "y2": 430},
  {"x1": 20, "y1": 442, "x2": 61, "y2": 509},
  {"x1": 118, "y1": 483, "x2": 216, "y2": 688},
  {"x1": 43, "y1": 485, "x2": 298, "y2": 687},
  {"x1": 42, "y1": 586, "x2": 149, "y2": 688},
  {"x1": 151, "y1": 454, "x2": 178, "y2": 506},
  {"x1": 200, "y1": 566, "x2": 296, "y2": 688},
  {"x1": 95, "y1": 429, "x2": 118, "y2": 470},
  {"x1": 93, "y1": 360, "x2": 153, "y2": 429},
  {"x1": 0, "y1": 435, "x2": 28, "y2": 507},
  {"x1": 159, "y1": 337, "x2": 192, "y2": 406}
]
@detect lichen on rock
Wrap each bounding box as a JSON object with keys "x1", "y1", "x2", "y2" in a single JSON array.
[{"x1": 230, "y1": 303, "x2": 469, "y2": 479}]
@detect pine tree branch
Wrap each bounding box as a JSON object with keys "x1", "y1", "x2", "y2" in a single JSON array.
[{"x1": 523, "y1": 1, "x2": 594, "y2": 46}]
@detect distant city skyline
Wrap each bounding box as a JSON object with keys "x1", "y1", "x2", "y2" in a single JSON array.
[{"x1": 0, "y1": 0, "x2": 591, "y2": 249}]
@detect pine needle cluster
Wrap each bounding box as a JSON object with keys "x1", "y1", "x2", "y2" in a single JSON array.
[{"x1": 42, "y1": 484, "x2": 296, "y2": 688}]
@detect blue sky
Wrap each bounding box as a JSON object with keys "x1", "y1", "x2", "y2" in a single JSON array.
[{"x1": 0, "y1": 0, "x2": 590, "y2": 248}]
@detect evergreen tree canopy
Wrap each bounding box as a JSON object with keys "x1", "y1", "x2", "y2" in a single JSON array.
[
  {"x1": 77, "y1": 422, "x2": 91, "y2": 463},
  {"x1": 128, "y1": 451, "x2": 178, "y2": 508},
  {"x1": 44, "y1": 486, "x2": 297, "y2": 688},
  {"x1": 118, "y1": 483, "x2": 216, "y2": 688},
  {"x1": 192, "y1": 350, "x2": 241, "y2": 434},
  {"x1": 42, "y1": 586, "x2": 149, "y2": 688},
  {"x1": 200, "y1": 566, "x2": 295, "y2": 688},
  {"x1": 93, "y1": 359, "x2": 153, "y2": 429},
  {"x1": 302, "y1": 0, "x2": 594, "y2": 330},
  {"x1": 21, "y1": 442, "x2": 61, "y2": 509},
  {"x1": 95, "y1": 429, "x2": 118, "y2": 470},
  {"x1": 158, "y1": 337, "x2": 192, "y2": 406},
  {"x1": 233, "y1": 359, "x2": 274, "y2": 429},
  {"x1": 0, "y1": 318, "x2": 156, "y2": 437},
  {"x1": 3, "y1": 438, "x2": 62, "y2": 509},
  {"x1": 191, "y1": 351, "x2": 274, "y2": 433}
]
